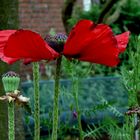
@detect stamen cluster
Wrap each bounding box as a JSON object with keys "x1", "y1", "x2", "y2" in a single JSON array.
[
  {"x1": 2, "y1": 71, "x2": 19, "y2": 77},
  {"x1": 45, "y1": 33, "x2": 67, "y2": 53}
]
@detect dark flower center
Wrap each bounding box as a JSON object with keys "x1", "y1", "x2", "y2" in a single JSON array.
[{"x1": 44, "y1": 33, "x2": 67, "y2": 53}]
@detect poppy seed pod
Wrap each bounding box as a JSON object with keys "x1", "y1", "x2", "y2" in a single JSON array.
[
  {"x1": 54, "y1": 33, "x2": 67, "y2": 44},
  {"x1": 2, "y1": 71, "x2": 20, "y2": 93}
]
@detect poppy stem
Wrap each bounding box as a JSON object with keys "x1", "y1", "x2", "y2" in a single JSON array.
[
  {"x1": 73, "y1": 77, "x2": 83, "y2": 140},
  {"x1": 2, "y1": 71, "x2": 20, "y2": 140},
  {"x1": 52, "y1": 56, "x2": 62, "y2": 140},
  {"x1": 8, "y1": 102, "x2": 15, "y2": 140},
  {"x1": 33, "y1": 62, "x2": 40, "y2": 140}
]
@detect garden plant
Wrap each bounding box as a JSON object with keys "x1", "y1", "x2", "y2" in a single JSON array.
[
  {"x1": 2, "y1": 0, "x2": 140, "y2": 139},
  {"x1": 0, "y1": 18, "x2": 129, "y2": 140},
  {"x1": 0, "y1": 71, "x2": 29, "y2": 140}
]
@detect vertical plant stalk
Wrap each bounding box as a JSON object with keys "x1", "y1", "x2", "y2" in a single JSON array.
[
  {"x1": 73, "y1": 77, "x2": 83, "y2": 140},
  {"x1": 33, "y1": 62, "x2": 40, "y2": 140},
  {"x1": 134, "y1": 114, "x2": 139, "y2": 140},
  {"x1": 135, "y1": 37, "x2": 140, "y2": 140},
  {"x1": 2, "y1": 71, "x2": 20, "y2": 140},
  {"x1": 8, "y1": 102, "x2": 15, "y2": 140},
  {"x1": 52, "y1": 56, "x2": 62, "y2": 140}
]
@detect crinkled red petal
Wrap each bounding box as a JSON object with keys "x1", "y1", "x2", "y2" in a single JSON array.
[
  {"x1": 4, "y1": 30, "x2": 59, "y2": 62},
  {"x1": 63, "y1": 20, "x2": 129, "y2": 67},
  {"x1": 115, "y1": 31, "x2": 130, "y2": 53},
  {"x1": 0, "y1": 30, "x2": 19, "y2": 64}
]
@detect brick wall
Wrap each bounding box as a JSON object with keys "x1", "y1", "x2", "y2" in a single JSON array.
[{"x1": 19, "y1": 0, "x2": 82, "y2": 36}]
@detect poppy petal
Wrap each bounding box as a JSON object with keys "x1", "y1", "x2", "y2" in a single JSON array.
[
  {"x1": 4, "y1": 30, "x2": 59, "y2": 62},
  {"x1": 1, "y1": 56, "x2": 18, "y2": 64},
  {"x1": 63, "y1": 20, "x2": 129, "y2": 67},
  {"x1": 63, "y1": 20, "x2": 95, "y2": 55},
  {"x1": 23, "y1": 58, "x2": 41, "y2": 65},
  {"x1": 115, "y1": 31, "x2": 130, "y2": 53},
  {"x1": 0, "y1": 30, "x2": 19, "y2": 64}
]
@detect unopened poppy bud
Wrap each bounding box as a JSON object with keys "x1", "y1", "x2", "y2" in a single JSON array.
[
  {"x1": 45, "y1": 33, "x2": 67, "y2": 53},
  {"x1": 2, "y1": 71, "x2": 20, "y2": 93}
]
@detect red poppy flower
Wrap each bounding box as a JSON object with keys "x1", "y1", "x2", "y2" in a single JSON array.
[
  {"x1": 0, "y1": 30, "x2": 59, "y2": 64},
  {"x1": 63, "y1": 20, "x2": 130, "y2": 66},
  {"x1": 1, "y1": 20, "x2": 130, "y2": 66}
]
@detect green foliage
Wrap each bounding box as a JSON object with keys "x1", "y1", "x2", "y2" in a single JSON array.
[
  {"x1": 62, "y1": 57, "x2": 93, "y2": 78},
  {"x1": 68, "y1": 0, "x2": 140, "y2": 35},
  {"x1": 83, "y1": 114, "x2": 134, "y2": 140},
  {"x1": 105, "y1": 116, "x2": 134, "y2": 140},
  {"x1": 61, "y1": 58, "x2": 129, "y2": 139},
  {"x1": 120, "y1": 35, "x2": 140, "y2": 140},
  {"x1": 68, "y1": 4, "x2": 100, "y2": 27},
  {"x1": 121, "y1": 35, "x2": 140, "y2": 106},
  {"x1": 97, "y1": 95, "x2": 123, "y2": 118},
  {"x1": 61, "y1": 56, "x2": 120, "y2": 77},
  {"x1": 84, "y1": 123, "x2": 104, "y2": 139},
  {"x1": 116, "y1": 0, "x2": 140, "y2": 34},
  {"x1": 0, "y1": 0, "x2": 19, "y2": 29}
]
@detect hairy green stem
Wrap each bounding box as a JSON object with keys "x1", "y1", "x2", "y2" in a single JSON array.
[
  {"x1": 73, "y1": 78, "x2": 83, "y2": 140},
  {"x1": 33, "y1": 62, "x2": 40, "y2": 140},
  {"x1": 52, "y1": 57, "x2": 62, "y2": 140},
  {"x1": 8, "y1": 102, "x2": 15, "y2": 140}
]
